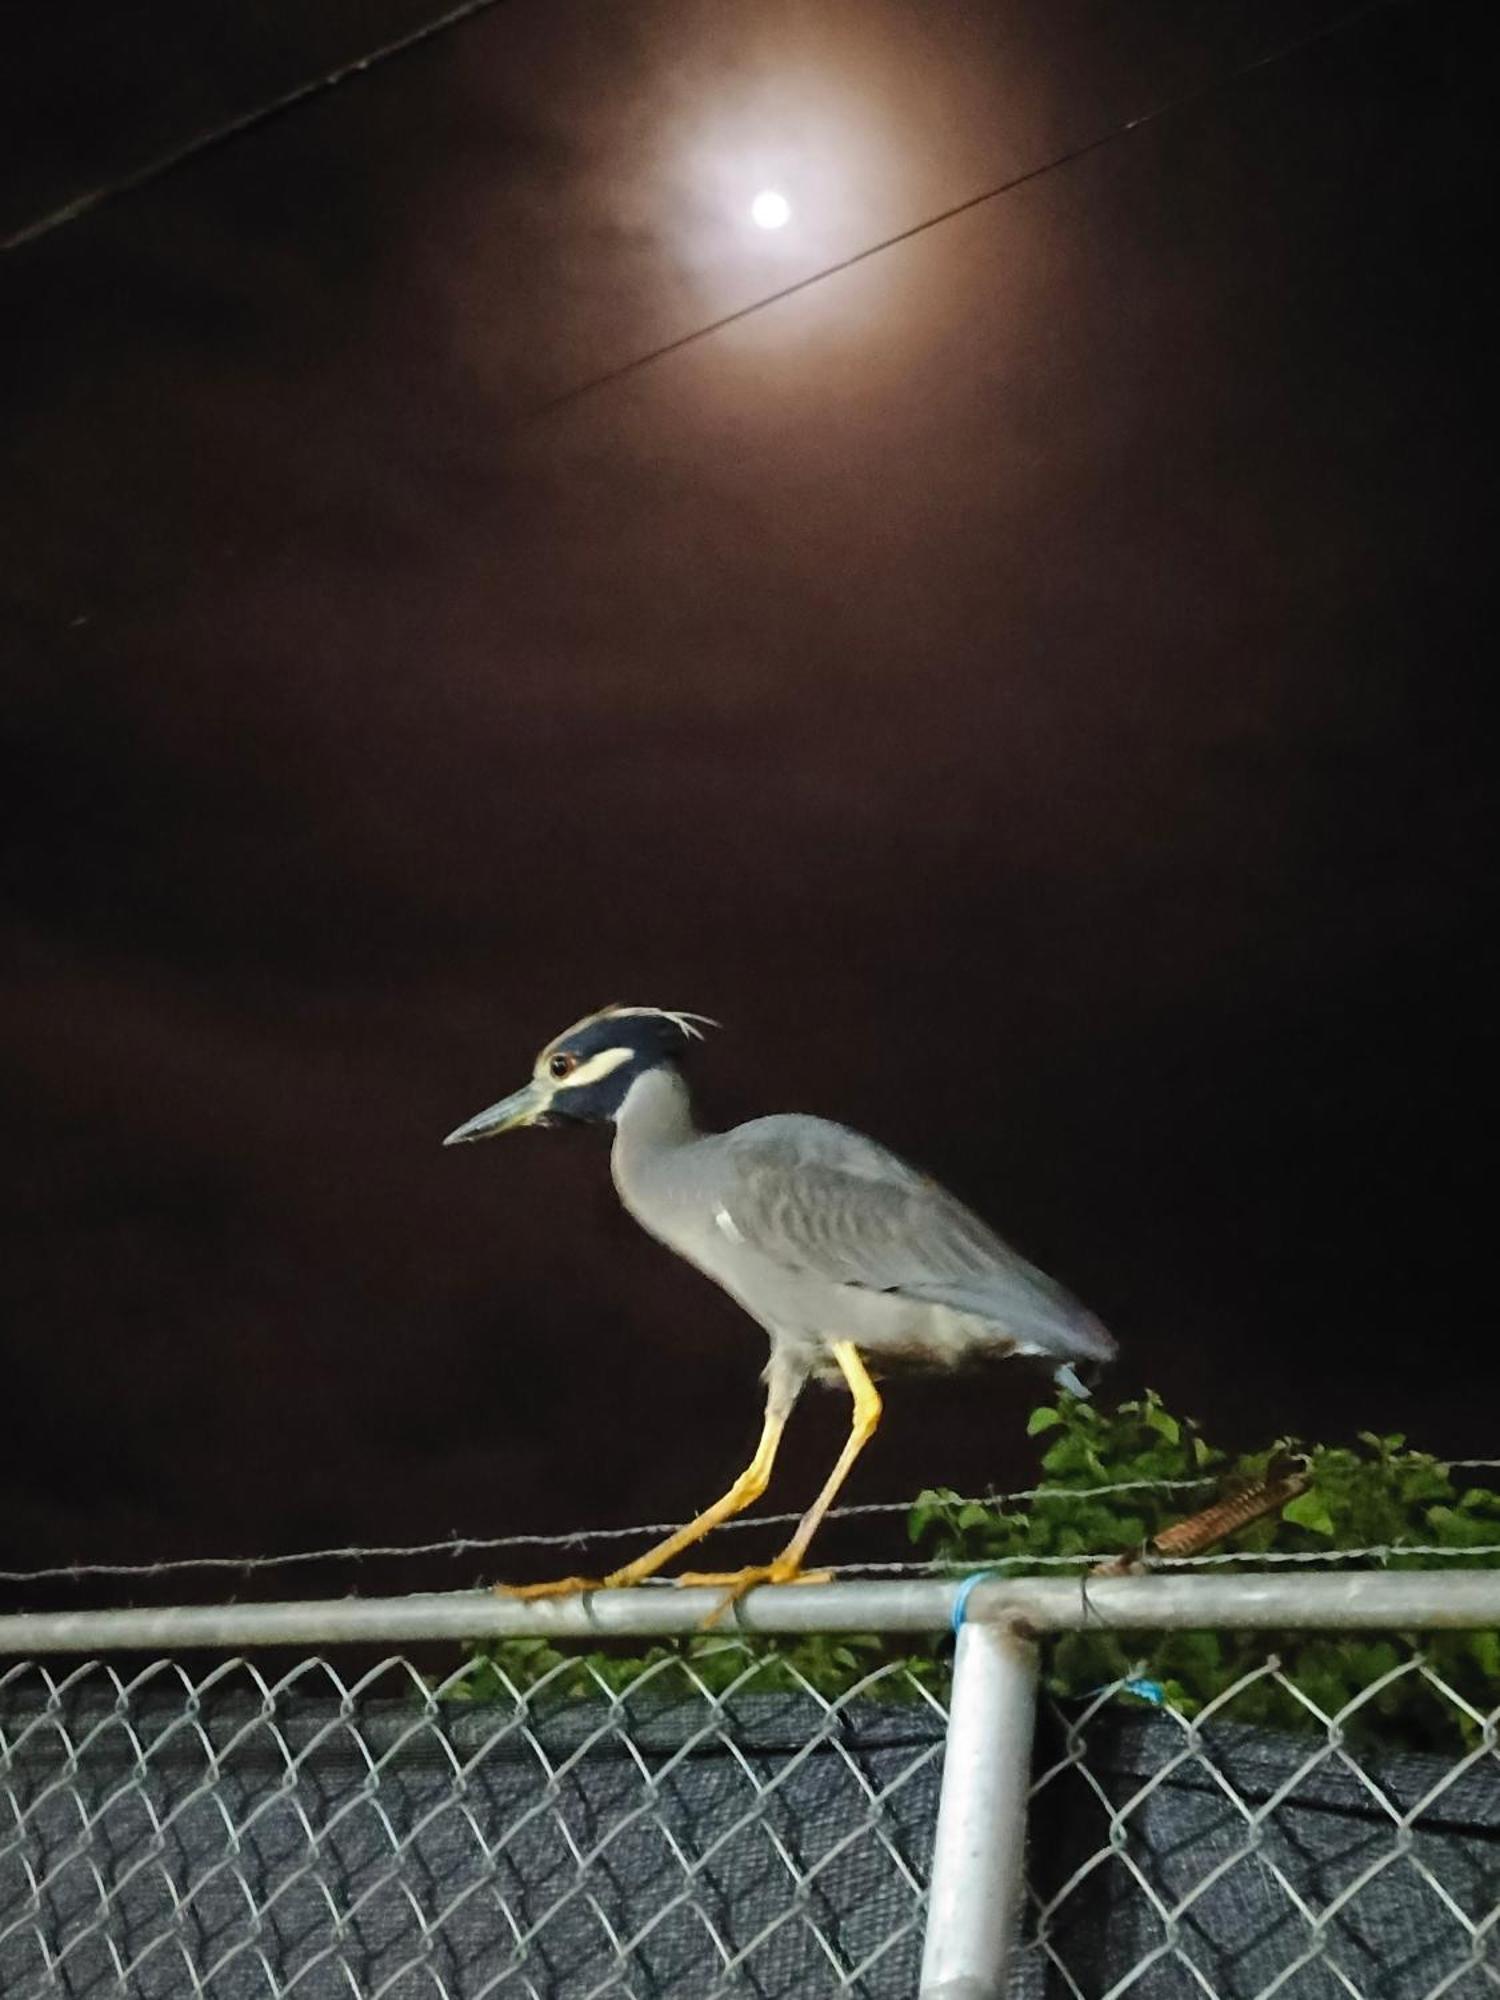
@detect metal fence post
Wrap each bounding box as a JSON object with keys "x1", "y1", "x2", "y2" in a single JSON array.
[{"x1": 919, "y1": 1617, "x2": 1039, "y2": 2000}]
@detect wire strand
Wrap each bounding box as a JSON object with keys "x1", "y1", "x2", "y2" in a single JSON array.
[
  {"x1": 530, "y1": 0, "x2": 1400, "y2": 420},
  {"x1": 2, "y1": 0, "x2": 514, "y2": 252},
  {"x1": 834, "y1": 1544, "x2": 1500, "y2": 1577},
  {"x1": 0, "y1": 1477, "x2": 1213, "y2": 1584},
  {"x1": 3, "y1": 0, "x2": 1400, "y2": 327},
  {"x1": 4, "y1": 1462, "x2": 1494, "y2": 1586}
]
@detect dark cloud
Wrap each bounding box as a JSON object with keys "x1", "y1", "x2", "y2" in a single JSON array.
[{"x1": 1, "y1": 1, "x2": 1488, "y2": 1601}]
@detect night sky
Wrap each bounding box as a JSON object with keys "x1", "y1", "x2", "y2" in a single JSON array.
[{"x1": 1, "y1": 1, "x2": 1489, "y2": 1605}]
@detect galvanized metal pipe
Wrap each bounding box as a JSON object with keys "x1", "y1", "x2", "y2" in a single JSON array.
[
  {"x1": 919, "y1": 1621, "x2": 1039, "y2": 2000},
  {"x1": 1, "y1": 1570, "x2": 1498, "y2": 1655}
]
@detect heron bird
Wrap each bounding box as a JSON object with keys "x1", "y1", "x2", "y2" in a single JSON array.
[{"x1": 444, "y1": 1005, "x2": 1115, "y2": 1601}]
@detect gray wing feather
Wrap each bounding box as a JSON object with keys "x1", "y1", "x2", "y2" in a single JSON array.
[{"x1": 720, "y1": 1118, "x2": 1114, "y2": 1363}]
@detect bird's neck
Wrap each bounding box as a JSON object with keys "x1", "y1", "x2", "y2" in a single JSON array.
[{"x1": 611, "y1": 1066, "x2": 699, "y2": 1189}]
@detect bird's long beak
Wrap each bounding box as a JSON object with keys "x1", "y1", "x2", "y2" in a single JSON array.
[{"x1": 442, "y1": 1080, "x2": 550, "y2": 1146}]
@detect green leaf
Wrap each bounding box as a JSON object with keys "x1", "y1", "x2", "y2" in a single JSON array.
[
  {"x1": 1144, "y1": 1405, "x2": 1181, "y2": 1445},
  {"x1": 1027, "y1": 1406, "x2": 1064, "y2": 1435},
  {"x1": 1282, "y1": 1492, "x2": 1336, "y2": 1536}
]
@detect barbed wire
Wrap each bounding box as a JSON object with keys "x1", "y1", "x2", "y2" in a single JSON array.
[
  {"x1": 832, "y1": 1542, "x2": 1500, "y2": 1576},
  {"x1": 3, "y1": 1462, "x2": 1495, "y2": 1588},
  {"x1": 0, "y1": 1476, "x2": 1216, "y2": 1585},
  {"x1": 7, "y1": 1541, "x2": 1497, "y2": 1593}
]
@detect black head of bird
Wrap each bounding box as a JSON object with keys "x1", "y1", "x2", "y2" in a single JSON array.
[{"x1": 443, "y1": 1005, "x2": 715, "y2": 1140}]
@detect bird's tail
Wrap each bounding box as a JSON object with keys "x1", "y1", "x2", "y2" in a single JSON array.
[{"x1": 908, "y1": 1280, "x2": 1116, "y2": 1367}]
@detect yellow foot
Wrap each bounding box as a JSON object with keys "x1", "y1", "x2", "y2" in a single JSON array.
[
  {"x1": 674, "y1": 1561, "x2": 834, "y2": 1627},
  {"x1": 492, "y1": 1576, "x2": 604, "y2": 1601}
]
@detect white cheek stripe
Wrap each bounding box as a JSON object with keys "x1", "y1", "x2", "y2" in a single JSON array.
[{"x1": 556, "y1": 1045, "x2": 635, "y2": 1090}]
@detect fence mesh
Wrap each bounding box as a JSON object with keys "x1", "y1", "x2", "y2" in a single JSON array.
[
  {"x1": 0, "y1": 1646, "x2": 945, "y2": 2000},
  {"x1": 2, "y1": 1635, "x2": 1496, "y2": 1998},
  {"x1": 1025, "y1": 1650, "x2": 1499, "y2": 2000}
]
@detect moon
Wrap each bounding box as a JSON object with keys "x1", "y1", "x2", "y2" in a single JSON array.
[{"x1": 750, "y1": 189, "x2": 791, "y2": 230}]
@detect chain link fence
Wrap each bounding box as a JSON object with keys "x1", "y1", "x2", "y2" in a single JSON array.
[
  {"x1": 1027, "y1": 1651, "x2": 1499, "y2": 2000},
  {"x1": 1, "y1": 1647, "x2": 943, "y2": 1999},
  {"x1": 2, "y1": 1576, "x2": 1497, "y2": 1998}
]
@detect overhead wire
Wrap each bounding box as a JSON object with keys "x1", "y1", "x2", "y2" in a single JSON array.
[
  {"x1": 4, "y1": 0, "x2": 1403, "y2": 405},
  {"x1": 533, "y1": 0, "x2": 1401, "y2": 419},
  {"x1": 2, "y1": 0, "x2": 516, "y2": 252}
]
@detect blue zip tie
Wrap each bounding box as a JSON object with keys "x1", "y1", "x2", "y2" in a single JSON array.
[
  {"x1": 1123, "y1": 1677, "x2": 1167, "y2": 1706},
  {"x1": 1077, "y1": 1674, "x2": 1170, "y2": 1706},
  {"x1": 950, "y1": 1570, "x2": 1000, "y2": 1633}
]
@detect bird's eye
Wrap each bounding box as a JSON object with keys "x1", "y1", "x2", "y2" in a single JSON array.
[{"x1": 548, "y1": 1052, "x2": 577, "y2": 1081}]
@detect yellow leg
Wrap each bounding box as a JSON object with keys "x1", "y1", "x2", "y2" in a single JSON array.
[
  {"x1": 494, "y1": 1402, "x2": 787, "y2": 1601},
  {"x1": 679, "y1": 1343, "x2": 882, "y2": 1617}
]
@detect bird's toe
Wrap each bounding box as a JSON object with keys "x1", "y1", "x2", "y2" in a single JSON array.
[
  {"x1": 675, "y1": 1560, "x2": 834, "y2": 1626},
  {"x1": 492, "y1": 1575, "x2": 604, "y2": 1600}
]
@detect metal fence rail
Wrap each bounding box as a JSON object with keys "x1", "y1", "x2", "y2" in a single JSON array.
[{"x1": 2, "y1": 1576, "x2": 1497, "y2": 1999}]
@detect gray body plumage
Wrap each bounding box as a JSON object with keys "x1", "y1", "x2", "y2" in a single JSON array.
[{"x1": 610, "y1": 1066, "x2": 1113, "y2": 1417}]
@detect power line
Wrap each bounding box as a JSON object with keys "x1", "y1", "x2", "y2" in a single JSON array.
[
  {"x1": 4, "y1": 0, "x2": 1400, "y2": 341},
  {"x1": 534, "y1": 0, "x2": 1400, "y2": 415},
  {"x1": 2, "y1": 0, "x2": 515, "y2": 252}
]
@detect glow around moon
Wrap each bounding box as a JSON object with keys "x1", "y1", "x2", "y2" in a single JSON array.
[{"x1": 750, "y1": 189, "x2": 791, "y2": 230}]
